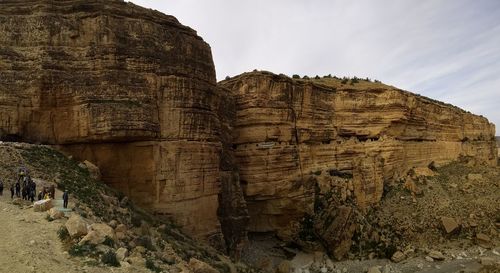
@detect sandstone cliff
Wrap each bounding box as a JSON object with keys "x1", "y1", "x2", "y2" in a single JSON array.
[
  {"x1": 0, "y1": 0, "x2": 496, "y2": 261},
  {"x1": 219, "y1": 71, "x2": 497, "y2": 258},
  {"x1": 0, "y1": 0, "x2": 248, "y2": 249}
]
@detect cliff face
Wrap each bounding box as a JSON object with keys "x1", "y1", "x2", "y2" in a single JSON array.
[
  {"x1": 0, "y1": 0, "x2": 244, "y2": 247},
  {"x1": 0, "y1": 0, "x2": 496, "y2": 260},
  {"x1": 219, "y1": 71, "x2": 497, "y2": 257}
]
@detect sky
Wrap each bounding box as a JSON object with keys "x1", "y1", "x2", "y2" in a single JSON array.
[{"x1": 129, "y1": 0, "x2": 500, "y2": 134}]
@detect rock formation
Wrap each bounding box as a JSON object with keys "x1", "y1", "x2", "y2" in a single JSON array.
[
  {"x1": 219, "y1": 71, "x2": 497, "y2": 258},
  {"x1": 0, "y1": 0, "x2": 496, "y2": 261},
  {"x1": 0, "y1": 0, "x2": 248, "y2": 249}
]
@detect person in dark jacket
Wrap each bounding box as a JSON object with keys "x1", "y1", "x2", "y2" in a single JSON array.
[
  {"x1": 15, "y1": 181, "x2": 20, "y2": 197},
  {"x1": 62, "y1": 190, "x2": 69, "y2": 208},
  {"x1": 10, "y1": 184, "x2": 15, "y2": 199}
]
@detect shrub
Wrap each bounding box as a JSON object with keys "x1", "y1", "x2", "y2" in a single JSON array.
[
  {"x1": 146, "y1": 258, "x2": 162, "y2": 273},
  {"x1": 57, "y1": 226, "x2": 70, "y2": 241},
  {"x1": 136, "y1": 236, "x2": 156, "y2": 251},
  {"x1": 341, "y1": 78, "x2": 348, "y2": 84},
  {"x1": 45, "y1": 214, "x2": 54, "y2": 222},
  {"x1": 69, "y1": 244, "x2": 96, "y2": 256},
  {"x1": 351, "y1": 77, "x2": 359, "y2": 84},
  {"x1": 292, "y1": 74, "x2": 300, "y2": 79},
  {"x1": 224, "y1": 76, "x2": 230, "y2": 80},
  {"x1": 314, "y1": 75, "x2": 320, "y2": 79},
  {"x1": 103, "y1": 236, "x2": 115, "y2": 247},
  {"x1": 101, "y1": 250, "x2": 120, "y2": 267}
]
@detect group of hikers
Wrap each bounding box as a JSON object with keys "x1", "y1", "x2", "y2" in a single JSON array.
[{"x1": 0, "y1": 166, "x2": 69, "y2": 208}]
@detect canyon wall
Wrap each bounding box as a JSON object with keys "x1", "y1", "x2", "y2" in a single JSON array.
[
  {"x1": 0, "y1": 0, "x2": 496, "y2": 260},
  {"x1": 219, "y1": 72, "x2": 497, "y2": 256},
  {"x1": 0, "y1": 0, "x2": 242, "y2": 247}
]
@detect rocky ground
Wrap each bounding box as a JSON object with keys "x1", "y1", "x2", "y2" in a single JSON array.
[
  {"x1": 0, "y1": 142, "x2": 236, "y2": 273},
  {"x1": 0, "y1": 141, "x2": 499, "y2": 273},
  {"x1": 241, "y1": 160, "x2": 500, "y2": 273},
  {"x1": 0, "y1": 193, "x2": 151, "y2": 273}
]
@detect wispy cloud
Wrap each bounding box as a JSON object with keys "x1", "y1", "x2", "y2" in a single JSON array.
[{"x1": 130, "y1": 0, "x2": 500, "y2": 134}]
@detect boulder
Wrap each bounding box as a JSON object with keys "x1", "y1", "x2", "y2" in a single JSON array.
[
  {"x1": 367, "y1": 266, "x2": 382, "y2": 273},
  {"x1": 89, "y1": 223, "x2": 116, "y2": 241},
  {"x1": 65, "y1": 214, "x2": 88, "y2": 238},
  {"x1": 79, "y1": 230, "x2": 105, "y2": 245},
  {"x1": 79, "y1": 223, "x2": 116, "y2": 245},
  {"x1": 441, "y1": 217, "x2": 459, "y2": 234},
  {"x1": 476, "y1": 233, "x2": 491, "y2": 243},
  {"x1": 34, "y1": 199, "x2": 53, "y2": 212},
  {"x1": 82, "y1": 160, "x2": 101, "y2": 180},
  {"x1": 116, "y1": 232, "x2": 126, "y2": 240},
  {"x1": 391, "y1": 251, "x2": 405, "y2": 263},
  {"x1": 116, "y1": 247, "x2": 129, "y2": 261},
  {"x1": 48, "y1": 208, "x2": 64, "y2": 219},
  {"x1": 189, "y1": 258, "x2": 219, "y2": 273},
  {"x1": 476, "y1": 233, "x2": 492, "y2": 248},
  {"x1": 276, "y1": 261, "x2": 291, "y2": 273},
  {"x1": 126, "y1": 255, "x2": 146, "y2": 267},
  {"x1": 428, "y1": 250, "x2": 445, "y2": 261},
  {"x1": 108, "y1": 220, "x2": 118, "y2": 229},
  {"x1": 115, "y1": 224, "x2": 127, "y2": 233}
]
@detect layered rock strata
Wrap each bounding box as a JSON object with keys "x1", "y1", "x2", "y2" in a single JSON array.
[
  {"x1": 0, "y1": 0, "x2": 247, "y2": 246},
  {"x1": 220, "y1": 71, "x2": 497, "y2": 257},
  {"x1": 0, "y1": 0, "x2": 496, "y2": 260}
]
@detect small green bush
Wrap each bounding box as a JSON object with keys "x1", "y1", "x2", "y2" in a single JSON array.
[
  {"x1": 101, "y1": 250, "x2": 120, "y2": 267},
  {"x1": 69, "y1": 244, "x2": 96, "y2": 256},
  {"x1": 57, "y1": 226, "x2": 70, "y2": 241},
  {"x1": 45, "y1": 214, "x2": 54, "y2": 222},
  {"x1": 103, "y1": 236, "x2": 115, "y2": 247},
  {"x1": 292, "y1": 74, "x2": 300, "y2": 79},
  {"x1": 145, "y1": 258, "x2": 162, "y2": 273}
]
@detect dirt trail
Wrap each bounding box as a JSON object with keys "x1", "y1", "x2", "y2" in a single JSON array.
[{"x1": 0, "y1": 194, "x2": 149, "y2": 273}]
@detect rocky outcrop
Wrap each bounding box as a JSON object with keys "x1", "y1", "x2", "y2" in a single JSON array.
[
  {"x1": 0, "y1": 0, "x2": 248, "y2": 247},
  {"x1": 0, "y1": 0, "x2": 495, "y2": 260},
  {"x1": 219, "y1": 71, "x2": 497, "y2": 258}
]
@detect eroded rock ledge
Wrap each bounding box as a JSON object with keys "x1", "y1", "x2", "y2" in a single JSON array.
[
  {"x1": 0, "y1": 0, "x2": 238, "y2": 249},
  {"x1": 219, "y1": 71, "x2": 497, "y2": 258},
  {"x1": 0, "y1": 0, "x2": 496, "y2": 260}
]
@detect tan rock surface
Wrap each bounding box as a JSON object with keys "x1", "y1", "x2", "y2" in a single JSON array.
[
  {"x1": 33, "y1": 199, "x2": 53, "y2": 212},
  {"x1": 0, "y1": 0, "x2": 241, "y2": 246},
  {"x1": 65, "y1": 214, "x2": 88, "y2": 238},
  {"x1": 220, "y1": 71, "x2": 497, "y2": 257},
  {"x1": 441, "y1": 216, "x2": 459, "y2": 234}
]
